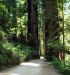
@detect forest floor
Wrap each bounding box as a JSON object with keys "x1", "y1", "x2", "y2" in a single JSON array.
[{"x1": 0, "y1": 59, "x2": 61, "y2": 75}]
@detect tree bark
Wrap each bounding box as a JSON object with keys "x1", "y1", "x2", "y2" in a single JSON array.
[
  {"x1": 44, "y1": 0, "x2": 60, "y2": 60},
  {"x1": 27, "y1": 0, "x2": 38, "y2": 50}
]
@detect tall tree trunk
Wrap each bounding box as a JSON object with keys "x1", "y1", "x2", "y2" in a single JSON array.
[
  {"x1": 38, "y1": 0, "x2": 45, "y2": 56},
  {"x1": 1, "y1": 1, "x2": 8, "y2": 32},
  {"x1": 12, "y1": 0, "x2": 17, "y2": 33},
  {"x1": 27, "y1": 0, "x2": 38, "y2": 50},
  {"x1": 44, "y1": 0, "x2": 60, "y2": 60}
]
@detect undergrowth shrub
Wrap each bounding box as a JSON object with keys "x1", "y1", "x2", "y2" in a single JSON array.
[
  {"x1": 0, "y1": 39, "x2": 37, "y2": 70},
  {"x1": 0, "y1": 28, "x2": 39, "y2": 70},
  {"x1": 52, "y1": 58, "x2": 70, "y2": 75}
]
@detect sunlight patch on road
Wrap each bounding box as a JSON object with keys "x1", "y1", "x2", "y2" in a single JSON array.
[
  {"x1": 20, "y1": 62, "x2": 40, "y2": 67},
  {"x1": 40, "y1": 56, "x2": 44, "y2": 60},
  {"x1": 0, "y1": 73, "x2": 19, "y2": 75}
]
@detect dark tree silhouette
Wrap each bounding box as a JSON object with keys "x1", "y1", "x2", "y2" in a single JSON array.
[
  {"x1": 27, "y1": 0, "x2": 39, "y2": 50},
  {"x1": 44, "y1": 0, "x2": 60, "y2": 60}
]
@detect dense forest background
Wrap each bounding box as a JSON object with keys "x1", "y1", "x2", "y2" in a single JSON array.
[{"x1": 0, "y1": 0, "x2": 70, "y2": 75}]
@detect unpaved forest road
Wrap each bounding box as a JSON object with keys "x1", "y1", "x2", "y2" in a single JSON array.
[{"x1": 0, "y1": 59, "x2": 61, "y2": 75}]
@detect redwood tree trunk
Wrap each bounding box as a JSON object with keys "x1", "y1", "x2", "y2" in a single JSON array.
[
  {"x1": 27, "y1": 0, "x2": 38, "y2": 50},
  {"x1": 44, "y1": 0, "x2": 60, "y2": 60}
]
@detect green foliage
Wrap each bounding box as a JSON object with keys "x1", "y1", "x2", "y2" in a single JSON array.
[
  {"x1": 52, "y1": 58, "x2": 70, "y2": 75},
  {"x1": 0, "y1": 37, "x2": 38, "y2": 70},
  {"x1": 65, "y1": 18, "x2": 70, "y2": 33},
  {"x1": 47, "y1": 39, "x2": 63, "y2": 50},
  {"x1": 0, "y1": 0, "x2": 28, "y2": 37},
  {"x1": 0, "y1": 27, "x2": 7, "y2": 40}
]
